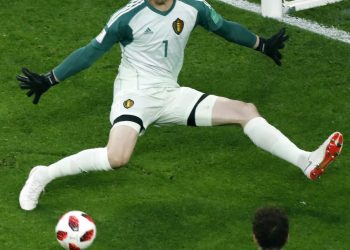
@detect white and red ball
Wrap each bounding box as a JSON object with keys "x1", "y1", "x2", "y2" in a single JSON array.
[{"x1": 55, "y1": 211, "x2": 96, "y2": 250}]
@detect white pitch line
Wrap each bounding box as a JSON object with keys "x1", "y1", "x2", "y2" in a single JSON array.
[{"x1": 217, "y1": 0, "x2": 350, "y2": 44}]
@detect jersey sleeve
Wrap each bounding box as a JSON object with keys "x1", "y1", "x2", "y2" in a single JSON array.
[
  {"x1": 53, "y1": 42, "x2": 109, "y2": 81},
  {"x1": 194, "y1": 1, "x2": 256, "y2": 48},
  {"x1": 92, "y1": 15, "x2": 133, "y2": 49},
  {"x1": 213, "y1": 20, "x2": 257, "y2": 48},
  {"x1": 53, "y1": 14, "x2": 130, "y2": 81},
  {"x1": 91, "y1": 23, "x2": 121, "y2": 50},
  {"x1": 196, "y1": 1, "x2": 224, "y2": 32}
]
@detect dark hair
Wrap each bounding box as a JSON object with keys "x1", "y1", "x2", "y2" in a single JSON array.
[{"x1": 253, "y1": 207, "x2": 289, "y2": 249}]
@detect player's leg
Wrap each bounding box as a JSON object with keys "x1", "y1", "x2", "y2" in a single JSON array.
[
  {"x1": 46, "y1": 123, "x2": 139, "y2": 177},
  {"x1": 209, "y1": 97, "x2": 310, "y2": 169},
  {"x1": 210, "y1": 97, "x2": 260, "y2": 127},
  {"x1": 207, "y1": 97, "x2": 343, "y2": 179},
  {"x1": 106, "y1": 124, "x2": 139, "y2": 168},
  {"x1": 19, "y1": 124, "x2": 139, "y2": 210}
]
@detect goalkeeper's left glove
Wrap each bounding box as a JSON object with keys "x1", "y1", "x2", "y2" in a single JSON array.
[
  {"x1": 256, "y1": 28, "x2": 289, "y2": 66},
  {"x1": 17, "y1": 68, "x2": 58, "y2": 104}
]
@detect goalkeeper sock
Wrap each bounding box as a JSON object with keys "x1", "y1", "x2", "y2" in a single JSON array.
[
  {"x1": 47, "y1": 147, "x2": 112, "y2": 181},
  {"x1": 244, "y1": 117, "x2": 310, "y2": 170}
]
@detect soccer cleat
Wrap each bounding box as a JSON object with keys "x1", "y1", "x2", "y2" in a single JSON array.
[
  {"x1": 19, "y1": 166, "x2": 50, "y2": 210},
  {"x1": 304, "y1": 132, "x2": 343, "y2": 180}
]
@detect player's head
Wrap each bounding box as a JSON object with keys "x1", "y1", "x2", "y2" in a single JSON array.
[{"x1": 252, "y1": 207, "x2": 289, "y2": 250}]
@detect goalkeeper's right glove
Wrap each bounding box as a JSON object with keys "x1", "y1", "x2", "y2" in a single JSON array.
[{"x1": 16, "y1": 68, "x2": 58, "y2": 104}]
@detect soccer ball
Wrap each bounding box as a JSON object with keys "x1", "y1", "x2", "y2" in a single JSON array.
[{"x1": 55, "y1": 211, "x2": 96, "y2": 250}]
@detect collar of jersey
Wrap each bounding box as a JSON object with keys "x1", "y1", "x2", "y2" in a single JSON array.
[{"x1": 145, "y1": 0, "x2": 176, "y2": 16}]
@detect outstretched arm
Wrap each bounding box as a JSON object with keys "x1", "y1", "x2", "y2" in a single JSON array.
[
  {"x1": 213, "y1": 20, "x2": 289, "y2": 66},
  {"x1": 53, "y1": 40, "x2": 112, "y2": 82},
  {"x1": 17, "y1": 21, "x2": 120, "y2": 104},
  {"x1": 213, "y1": 19, "x2": 258, "y2": 48},
  {"x1": 195, "y1": 1, "x2": 288, "y2": 66}
]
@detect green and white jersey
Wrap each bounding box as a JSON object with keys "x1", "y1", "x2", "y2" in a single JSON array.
[{"x1": 93, "y1": 0, "x2": 224, "y2": 88}]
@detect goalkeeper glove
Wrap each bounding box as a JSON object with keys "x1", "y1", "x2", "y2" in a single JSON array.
[
  {"x1": 17, "y1": 68, "x2": 58, "y2": 104},
  {"x1": 256, "y1": 28, "x2": 289, "y2": 66}
]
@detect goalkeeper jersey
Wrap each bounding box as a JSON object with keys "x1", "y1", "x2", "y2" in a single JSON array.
[
  {"x1": 53, "y1": 0, "x2": 257, "y2": 86},
  {"x1": 93, "y1": 0, "x2": 224, "y2": 88}
]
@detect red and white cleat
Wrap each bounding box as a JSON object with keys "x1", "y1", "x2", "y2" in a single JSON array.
[{"x1": 304, "y1": 132, "x2": 343, "y2": 180}]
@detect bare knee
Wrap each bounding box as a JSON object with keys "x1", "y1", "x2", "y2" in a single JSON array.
[
  {"x1": 107, "y1": 149, "x2": 131, "y2": 169},
  {"x1": 239, "y1": 102, "x2": 260, "y2": 126},
  {"x1": 106, "y1": 125, "x2": 138, "y2": 169},
  {"x1": 243, "y1": 102, "x2": 259, "y2": 117}
]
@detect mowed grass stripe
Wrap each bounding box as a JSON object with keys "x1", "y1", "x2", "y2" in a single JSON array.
[{"x1": 0, "y1": 0, "x2": 349, "y2": 249}]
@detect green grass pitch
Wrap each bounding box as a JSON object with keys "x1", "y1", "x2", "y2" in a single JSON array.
[{"x1": 1, "y1": 0, "x2": 349, "y2": 249}]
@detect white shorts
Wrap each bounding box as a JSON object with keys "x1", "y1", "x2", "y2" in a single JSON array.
[{"x1": 110, "y1": 79, "x2": 217, "y2": 134}]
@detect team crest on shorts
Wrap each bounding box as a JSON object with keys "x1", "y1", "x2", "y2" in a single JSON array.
[
  {"x1": 173, "y1": 18, "x2": 184, "y2": 35},
  {"x1": 123, "y1": 99, "x2": 134, "y2": 109}
]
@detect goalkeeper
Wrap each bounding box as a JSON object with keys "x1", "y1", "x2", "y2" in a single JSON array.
[{"x1": 18, "y1": 0, "x2": 343, "y2": 211}]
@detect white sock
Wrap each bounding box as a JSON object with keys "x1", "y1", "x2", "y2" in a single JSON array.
[
  {"x1": 47, "y1": 148, "x2": 112, "y2": 181},
  {"x1": 244, "y1": 117, "x2": 310, "y2": 170}
]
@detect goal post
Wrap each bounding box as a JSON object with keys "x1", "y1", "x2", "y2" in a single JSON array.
[{"x1": 262, "y1": 0, "x2": 343, "y2": 18}]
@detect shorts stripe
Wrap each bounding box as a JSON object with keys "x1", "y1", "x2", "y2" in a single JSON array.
[
  {"x1": 187, "y1": 94, "x2": 209, "y2": 127},
  {"x1": 113, "y1": 115, "x2": 145, "y2": 132}
]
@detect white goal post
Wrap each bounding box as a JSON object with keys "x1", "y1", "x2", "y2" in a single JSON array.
[{"x1": 262, "y1": 0, "x2": 343, "y2": 18}]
